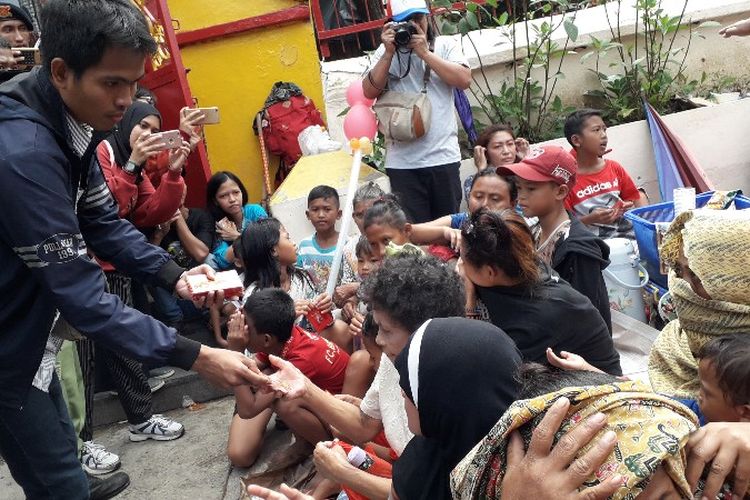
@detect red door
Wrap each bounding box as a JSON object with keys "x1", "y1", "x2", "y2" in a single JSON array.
[{"x1": 137, "y1": 0, "x2": 212, "y2": 208}]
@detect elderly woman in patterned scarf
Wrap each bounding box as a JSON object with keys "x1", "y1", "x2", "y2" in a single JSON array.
[
  {"x1": 648, "y1": 209, "x2": 750, "y2": 399},
  {"x1": 451, "y1": 365, "x2": 702, "y2": 499}
]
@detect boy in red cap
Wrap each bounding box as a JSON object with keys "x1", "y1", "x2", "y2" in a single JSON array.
[{"x1": 497, "y1": 145, "x2": 612, "y2": 331}]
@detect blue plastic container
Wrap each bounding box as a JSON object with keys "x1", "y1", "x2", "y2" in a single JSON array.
[{"x1": 624, "y1": 191, "x2": 750, "y2": 288}]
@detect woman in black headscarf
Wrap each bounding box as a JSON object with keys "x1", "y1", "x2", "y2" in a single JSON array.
[
  {"x1": 393, "y1": 317, "x2": 522, "y2": 500},
  {"x1": 95, "y1": 100, "x2": 190, "y2": 227}
]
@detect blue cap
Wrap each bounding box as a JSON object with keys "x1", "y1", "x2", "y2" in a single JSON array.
[{"x1": 392, "y1": 6, "x2": 429, "y2": 22}]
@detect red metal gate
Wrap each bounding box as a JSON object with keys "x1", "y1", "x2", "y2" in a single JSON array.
[{"x1": 136, "y1": 0, "x2": 212, "y2": 208}]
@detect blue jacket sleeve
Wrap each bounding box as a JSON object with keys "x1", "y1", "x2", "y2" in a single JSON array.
[{"x1": 0, "y1": 147, "x2": 200, "y2": 369}]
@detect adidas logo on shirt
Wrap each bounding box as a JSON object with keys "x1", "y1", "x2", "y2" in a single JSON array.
[{"x1": 577, "y1": 178, "x2": 619, "y2": 198}]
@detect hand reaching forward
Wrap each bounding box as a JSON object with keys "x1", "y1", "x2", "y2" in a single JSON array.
[{"x1": 246, "y1": 484, "x2": 313, "y2": 500}]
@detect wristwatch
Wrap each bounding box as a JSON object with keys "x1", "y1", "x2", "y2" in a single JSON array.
[{"x1": 123, "y1": 160, "x2": 142, "y2": 176}]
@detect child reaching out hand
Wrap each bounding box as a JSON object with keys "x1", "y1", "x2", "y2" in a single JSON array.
[{"x1": 225, "y1": 289, "x2": 349, "y2": 468}]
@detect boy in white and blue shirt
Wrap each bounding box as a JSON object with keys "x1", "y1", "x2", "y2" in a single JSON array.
[{"x1": 297, "y1": 185, "x2": 345, "y2": 293}]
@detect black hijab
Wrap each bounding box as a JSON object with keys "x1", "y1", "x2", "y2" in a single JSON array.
[
  {"x1": 393, "y1": 317, "x2": 522, "y2": 500},
  {"x1": 105, "y1": 100, "x2": 161, "y2": 167}
]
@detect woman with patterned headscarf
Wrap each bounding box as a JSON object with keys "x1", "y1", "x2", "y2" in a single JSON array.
[
  {"x1": 648, "y1": 209, "x2": 750, "y2": 399},
  {"x1": 451, "y1": 365, "x2": 701, "y2": 499}
]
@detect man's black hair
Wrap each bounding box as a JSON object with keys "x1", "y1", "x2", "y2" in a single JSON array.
[
  {"x1": 40, "y1": 0, "x2": 157, "y2": 77},
  {"x1": 243, "y1": 288, "x2": 296, "y2": 344},
  {"x1": 307, "y1": 185, "x2": 340, "y2": 207},
  {"x1": 697, "y1": 335, "x2": 750, "y2": 406},
  {"x1": 517, "y1": 363, "x2": 619, "y2": 399},
  {"x1": 361, "y1": 254, "x2": 464, "y2": 332},
  {"x1": 563, "y1": 108, "x2": 604, "y2": 148}
]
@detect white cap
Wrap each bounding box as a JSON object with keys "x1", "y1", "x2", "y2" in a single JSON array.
[{"x1": 390, "y1": 0, "x2": 429, "y2": 22}]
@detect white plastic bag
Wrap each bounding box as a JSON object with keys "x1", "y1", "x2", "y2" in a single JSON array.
[{"x1": 297, "y1": 125, "x2": 342, "y2": 156}]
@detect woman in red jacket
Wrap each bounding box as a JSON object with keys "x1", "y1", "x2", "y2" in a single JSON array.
[{"x1": 96, "y1": 100, "x2": 190, "y2": 227}]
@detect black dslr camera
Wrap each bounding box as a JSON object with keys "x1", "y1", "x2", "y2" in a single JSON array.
[{"x1": 392, "y1": 21, "x2": 418, "y2": 47}]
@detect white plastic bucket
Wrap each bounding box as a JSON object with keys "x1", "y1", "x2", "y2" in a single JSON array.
[{"x1": 603, "y1": 238, "x2": 648, "y2": 323}]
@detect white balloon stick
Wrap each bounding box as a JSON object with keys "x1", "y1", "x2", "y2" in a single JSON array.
[{"x1": 325, "y1": 147, "x2": 363, "y2": 299}]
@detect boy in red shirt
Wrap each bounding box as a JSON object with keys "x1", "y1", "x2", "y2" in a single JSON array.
[
  {"x1": 225, "y1": 288, "x2": 349, "y2": 467},
  {"x1": 563, "y1": 109, "x2": 647, "y2": 238}
]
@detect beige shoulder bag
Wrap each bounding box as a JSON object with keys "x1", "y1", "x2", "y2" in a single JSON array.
[{"x1": 373, "y1": 60, "x2": 432, "y2": 142}]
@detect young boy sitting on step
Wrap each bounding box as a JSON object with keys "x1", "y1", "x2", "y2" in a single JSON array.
[{"x1": 225, "y1": 288, "x2": 349, "y2": 468}]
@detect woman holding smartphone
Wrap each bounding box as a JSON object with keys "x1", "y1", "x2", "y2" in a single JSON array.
[
  {"x1": 95, "y1": 100, "x2": 190, "y2": 226},
  {"x1": 73, "y1": 101, "x2": 193, "y2": 473}
]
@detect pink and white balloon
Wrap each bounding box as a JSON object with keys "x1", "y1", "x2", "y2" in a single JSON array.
[
  {"x1": 343, "y1": 80, "x2": 377, "y2": 154},
  {"x1": 346, "y1": 79, "x2": 376, "y2": 107}
]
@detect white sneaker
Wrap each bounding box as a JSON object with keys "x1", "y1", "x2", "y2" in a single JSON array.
[
  {"x1": 80, "y1": 441, "x2": 121, "y2": 475},
  {"x1": 129, "y1": 414, "x2": 184, "y2": 442},
  {"x1": 149, "y1": 367, "x2": 175, "y2": 380},
  {"x1": 148, "y1": 378, "x2": 165, "y2": 393}
]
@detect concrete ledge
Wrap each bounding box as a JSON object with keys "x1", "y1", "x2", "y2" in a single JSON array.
[
  {"x1": 460, "y1": 0, "x2": 750, "y2": 68},
  {"x1": 93, "y1": 368, "x2": 232, "y2": 427},
  {"x1": 321, "y1": 0, "x2": 750, "y2": 145}
]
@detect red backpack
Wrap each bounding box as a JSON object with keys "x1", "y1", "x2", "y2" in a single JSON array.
[{"x1": 255, "y1": 82, "x2": 325, "y2": 186}]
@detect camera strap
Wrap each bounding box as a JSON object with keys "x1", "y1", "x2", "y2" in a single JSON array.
[
  {"x1": 421, "y1": 39, "x2": 434, "y2": 93},
  {"x1": 391, "y1": 38, "x2": 434, "y2": 91}
]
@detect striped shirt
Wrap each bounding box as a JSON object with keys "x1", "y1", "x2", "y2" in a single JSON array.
[{"x1": 31, "y1": 111, "x2": 94, "y2": 392}]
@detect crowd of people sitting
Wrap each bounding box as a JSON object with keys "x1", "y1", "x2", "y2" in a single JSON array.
[{"x1": 1, "y1": 1, "x2": 750, "y2": 500}]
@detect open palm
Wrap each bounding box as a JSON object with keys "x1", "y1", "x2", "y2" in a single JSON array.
[{"x1": 267, "y1": 355, "x2": 307, "y2": 398}]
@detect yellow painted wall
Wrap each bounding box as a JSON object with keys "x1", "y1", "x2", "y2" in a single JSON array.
[{"x1": 167, "y1": 0, "x2": 325, "y2": 203}]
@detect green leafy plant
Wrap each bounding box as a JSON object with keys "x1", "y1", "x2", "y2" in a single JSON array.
[
  {"x1": 432, "y1": 0, "x2": 581, "y2": 142},
  {"x1": 582, "y1": 0, "x2": 710, "y2": 124},
  {"x1": 363, "y1": 131, "x2": 386, "y2": 172}
]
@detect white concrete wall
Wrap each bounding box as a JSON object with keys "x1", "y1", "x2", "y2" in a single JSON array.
[
  {"x1": 322, "y1": 0, "x2": 750, "y2": 144},
  {"x1": 459, "y1": 0, "x2": 750, "y2": 124}
]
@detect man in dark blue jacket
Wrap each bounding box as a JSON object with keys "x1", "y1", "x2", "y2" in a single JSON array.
[{"x1": 0, "y1": 1, "x2": 268, "y2": 498}]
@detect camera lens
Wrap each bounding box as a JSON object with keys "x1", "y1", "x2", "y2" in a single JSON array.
[{"x1": 394, "y1": 27, "x2": 411, "y2": 46}]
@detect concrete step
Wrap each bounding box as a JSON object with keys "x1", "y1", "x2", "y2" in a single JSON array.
[
  {"x1": 93, "y1": 315, "x2": 231, "y2": 427},
  {"x1": 93, "y1": 367, "x2": 232, "y2": 427}
]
